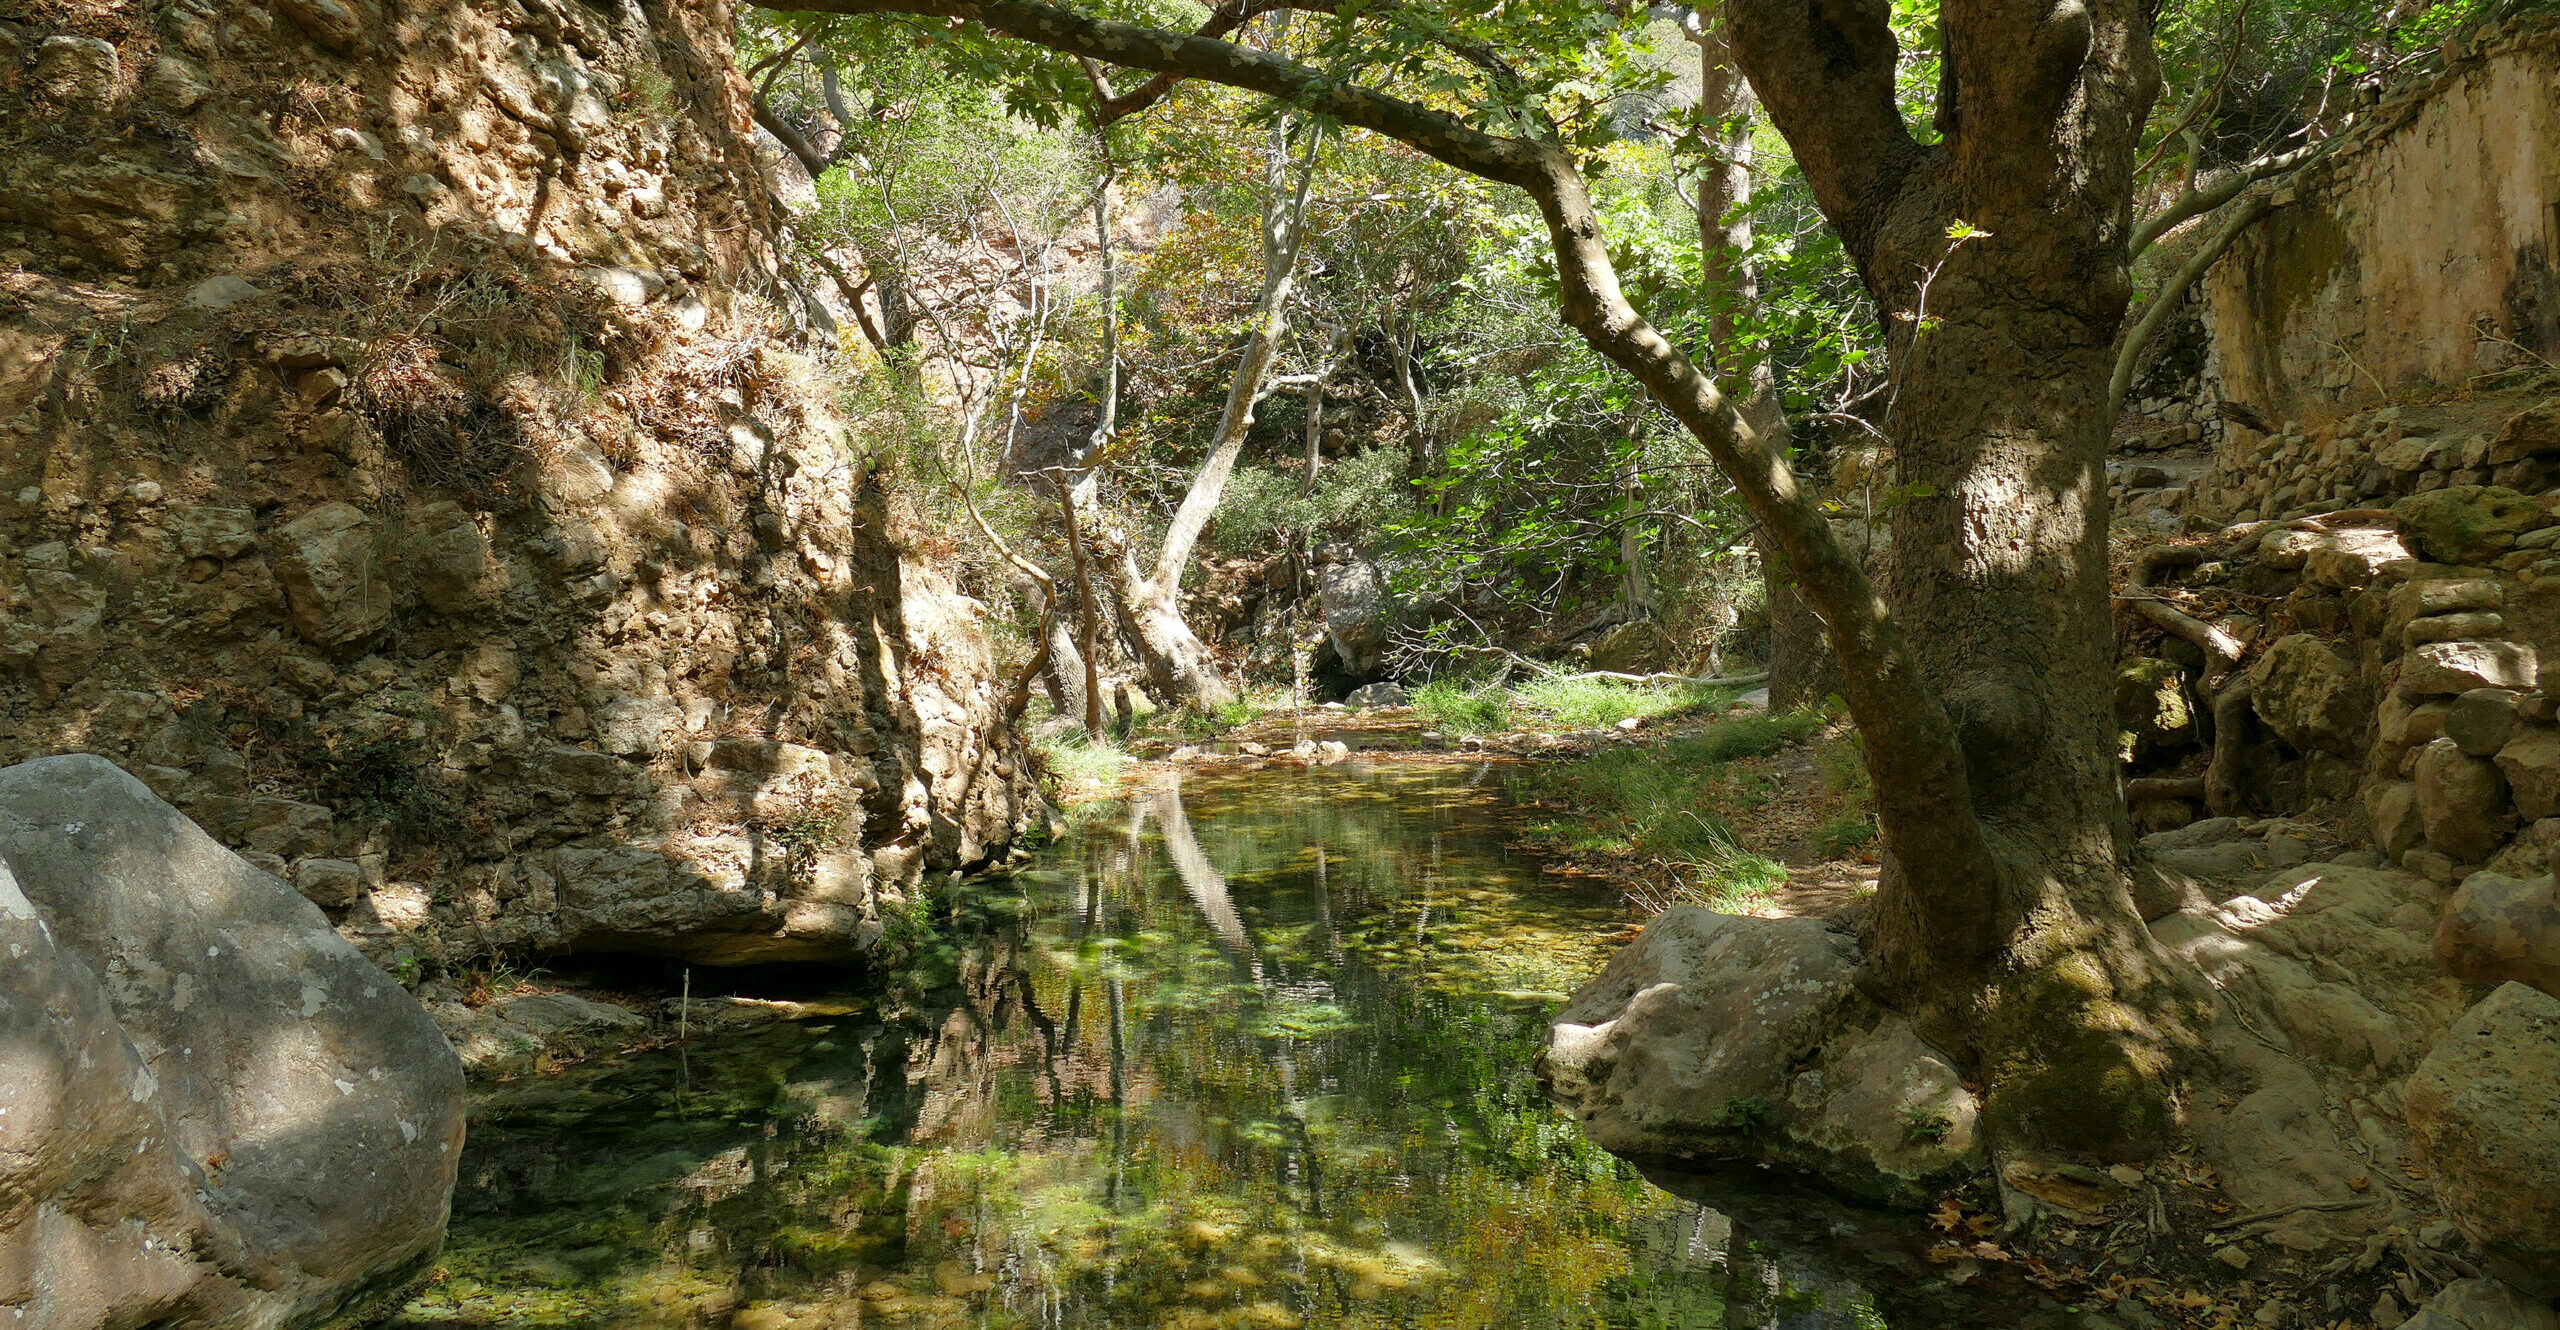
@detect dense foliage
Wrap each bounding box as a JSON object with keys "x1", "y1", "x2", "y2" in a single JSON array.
[{"x1": 738, "y1": 0, "x2": 2530, "y2": 686}]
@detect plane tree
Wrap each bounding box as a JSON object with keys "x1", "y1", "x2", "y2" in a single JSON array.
[{"x1": 746, "y1": 0, "x2": 2209, "y2": 1157}]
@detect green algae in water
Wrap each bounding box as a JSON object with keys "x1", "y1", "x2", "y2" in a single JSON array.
[{"x1": 394, "y1": 761, "x2": 1917, "y2": 1330}]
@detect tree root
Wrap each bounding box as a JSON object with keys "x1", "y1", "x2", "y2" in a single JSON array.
[
  {"x1": 2205, "y1": 679, "x2": 2252, "y2": 817},
  {"x1": 1554, "y1": 669, "x2": 1772, "y2": 689},
  {"x1": 2208, "y1": 1196, "x2": 2382, "y2": 1231},
  {"x1": 2121, "y1": 544, "x2": 2245, "y2": 684},
  {"x1": 2124, "y1": 776, "x2": 2207, "y2": 802}
]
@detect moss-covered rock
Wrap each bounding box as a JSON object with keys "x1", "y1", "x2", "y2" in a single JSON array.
[{"x1": 2391, "y1": 485, "x2": 2549, "y2": 565}]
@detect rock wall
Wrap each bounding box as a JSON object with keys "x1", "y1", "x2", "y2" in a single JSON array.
[
  {"x1": 2204, "y1": 17, "x2": 2560, "y2": 429},
  {"x1": 0, "y1": 0, "x2": 1038, "y2": 975},
  {"x1": 2115, "y1": 482, "x2": 2560, "y2": 998}
]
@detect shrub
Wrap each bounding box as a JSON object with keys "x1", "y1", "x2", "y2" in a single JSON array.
[
  {"x1": 1411, "y1": 678, "x2": 1510, "y2": 734},
  {"x1": 1031, "y1": 728, "x2": 1134, "y2": 786}
]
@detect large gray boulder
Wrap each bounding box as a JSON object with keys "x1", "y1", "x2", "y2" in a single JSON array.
[
  {"x1": 2406, "y1": 982, "x2": 2560, "y2": 1299},
  {"x1": 1318, "y1": 551, "x2": 1389, "y2": 680},
  {"x1": 2402, "y1": 640, "x2": 2539, "y2": 697},
  {"x1": 2415, "y1": 738, "x2": 2513, "y2": 863},
  {"x1": 2434, "y1": 871, "x2": 2560, "y2": 997},
  {"x1": 1538, "y1": 908, "x2": 1981, "y2": 1206},
  {"x1": 2499, "y1": 727, "x2": 2560, "y2": 821},
  {"x1": 0, "y1": 755, "x2": 464, "y2": 1327}
]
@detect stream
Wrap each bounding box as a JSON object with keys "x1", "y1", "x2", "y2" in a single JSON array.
[{"x1": 392, "y1": 758, "x2": 2086, "y2": 1330}]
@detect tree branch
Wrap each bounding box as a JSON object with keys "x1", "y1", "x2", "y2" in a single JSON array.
[
  {"x1": 2127, "y1": 139, "x2": 2317, "y2": 260},
  {"x1": 738, "y1": 0, "x2": 1546, "y2": 187},
  {"x1": 753, "y1": 93, "x2": 835, "y2": 180},
  {"x1": 742, "y1": 0, "x2": 2004, "y2": 968},
  {"x1": 2109, "y1": 189, "x2": 2273, "y2": 417}
]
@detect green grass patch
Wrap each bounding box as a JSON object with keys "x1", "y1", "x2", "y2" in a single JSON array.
[
  {"x1": 1683, "y1": 708, "x2": 1822, "y2": 761},
  {"x1": 1411, "y1": 678, "x2": 1512, "y2": 734},
  {"x1": 1511, "y1": 709, "x2": 1823, "y2": 914},
  {"x1": 1412, "y1": 674, "x2": 1732, "y2": 734},
  {"x1": 1510, "y1": 676, "x2": 1731, "y2": 729},
  {"x1": 1030, "y1": 728, "x2": 1135, "y2": 786},
  {"x1": 1812, "y1": 815, "x2": 1875, "y2": 858}
]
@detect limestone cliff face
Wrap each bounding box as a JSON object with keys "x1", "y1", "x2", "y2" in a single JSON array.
[
  {"x1": 2206, "y1": 17, "x2": 2560, "y2": 429},
  {"x1": 0, "y1": 0, "x2": 1039, "y2": 971}
]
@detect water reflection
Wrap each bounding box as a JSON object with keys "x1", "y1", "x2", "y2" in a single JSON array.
[{"x1": 396, "y1": 761, "x2": 1956, "y2": 1329}]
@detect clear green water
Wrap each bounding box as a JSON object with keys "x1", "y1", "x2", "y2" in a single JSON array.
[{"x1": 391, "y1": 761, "x2": 2038, "y2": 1330}]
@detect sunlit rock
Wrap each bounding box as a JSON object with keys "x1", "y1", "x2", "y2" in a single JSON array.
[
  {"x1": 0, "y1": 754, "x2": 463, "y2": 1326},
  {"x1": 1538, "y1": 907, "x2": 1981, "y2": 1207},
  {"x1": 2407, "y1": 983, "x2": 2560, "y2": 1298}
]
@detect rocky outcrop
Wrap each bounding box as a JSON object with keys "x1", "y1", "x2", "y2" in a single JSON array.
[
  {"x1": 2406, "y1": 982, "x2": 2560, "y2": 1299},
  {"x1": 1316, "y1": 547, "x2": 1390, "y2": 681},
  {"x1": 2248, "y1": 634, "x2": 2367, "y2": 756},
  {"x1": 0, "y1": 0, "x2": 1039, "y2": 974},
  {"x1": 1539, "y1": 908, "x2": 1981, "y2": 1207},
  {"x1": 0, "y1": 754, "x2": 464, "y2": 1326}
]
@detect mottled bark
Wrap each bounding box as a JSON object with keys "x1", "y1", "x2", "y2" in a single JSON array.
[
  {"x1": 1728, "y1": 0, "x2": 2207, "y2": 1148},
  {"x1": 1122, "y1": 119, "x2": 1318, "y2": 711}
]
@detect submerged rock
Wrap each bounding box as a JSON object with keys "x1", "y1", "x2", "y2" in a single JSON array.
[
  {"x1": 0, "y1": 754, "x2": 464, "y2": 1326},
  {"x1": 2407, "y1": 982, "x2": 2560, "y2": 1299},
  {"x1": 1538, "y1": 907, "x2": 1981, "y2": 1207}
]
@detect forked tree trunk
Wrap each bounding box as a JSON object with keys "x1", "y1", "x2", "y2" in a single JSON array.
[
  {"x1": 1723, "y1": 0, "x2": 2209, "y2": 1156},
  {"x1": 1121, "y1": 119, "x2": 1321, "y2": 711}
]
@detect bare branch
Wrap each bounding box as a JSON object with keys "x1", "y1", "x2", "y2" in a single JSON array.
[{"x1": 2127, "y1": 139, "x2": 2318, "y2": 260}]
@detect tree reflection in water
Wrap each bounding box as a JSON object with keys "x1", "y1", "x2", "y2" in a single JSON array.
[{"x1": 396, "y1": 760, "x2": 2021, "y2": 1329}]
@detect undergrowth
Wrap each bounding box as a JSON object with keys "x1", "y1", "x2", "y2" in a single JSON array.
[
  {"x1": 1412, "y1": 675, "x2": 1729, "y2": 735},
  {"x1": 1513, "y1": 676, "x2": 1731, "y2": 728},
  {"x1": 1030, "y1": 727, "x2": 1135, "y2": 788},
  {"x1": 1412, "y1": 678, "x2": 1510, "y2": 734},
  {"x1": 1510, "y1": 709, "x2": 1824, "y2": 914}
]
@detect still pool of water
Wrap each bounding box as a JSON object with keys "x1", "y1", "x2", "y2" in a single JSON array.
[{"x1": 392, "y1": 760, "x2": 2049, "y2": 1330}]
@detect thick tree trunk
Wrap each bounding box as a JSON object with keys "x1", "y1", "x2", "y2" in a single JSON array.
[
  {"x1": 1724, "y1": 0, "x2": 2208, "y2": 1153},
  {"x1": 1043, "y1": 610, "x2": 1088, "y2": 719}
]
